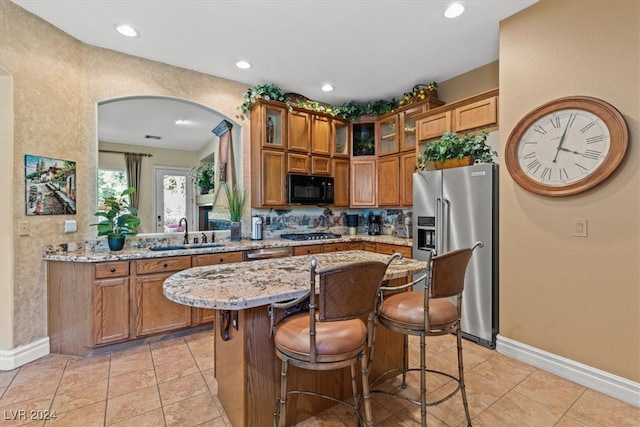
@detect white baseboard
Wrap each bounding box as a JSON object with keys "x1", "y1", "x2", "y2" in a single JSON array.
[
  {"x1": 0, "y1": 337, "x2": 50, "y2": 371},
  {"x1": 496, "y1": 334, "x2": 640, "y2": 408}
]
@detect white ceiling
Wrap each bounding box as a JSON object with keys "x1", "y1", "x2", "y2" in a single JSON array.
[{"x1": 13, "y1": 0, "x2": 538, "y2": 150}]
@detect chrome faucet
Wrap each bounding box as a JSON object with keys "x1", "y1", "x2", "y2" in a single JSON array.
[{"x1": 179, "y1": 217, "x2": 189, "y2": 245}]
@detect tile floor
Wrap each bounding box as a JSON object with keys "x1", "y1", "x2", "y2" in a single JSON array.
[{"x1": 0, "y1": 326, "x2": 638, "y2": 426}]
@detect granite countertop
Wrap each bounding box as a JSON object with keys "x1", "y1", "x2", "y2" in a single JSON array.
[
  {"x1": 162, "y1": 250, "x2": 427, "y2": 310},
  {"x1": 43, "y1": 234, "x2": 413, "y2": 262}
]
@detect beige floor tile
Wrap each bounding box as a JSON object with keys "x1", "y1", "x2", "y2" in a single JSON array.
[
  {"x1": 463, "y1": 370, "x2": 511, "y2": 406},
  {"x1": 0, "y1": 369, "x2": 19, "y2": 389},
  {"x1": 58, "y1": 359, "x2": 110, "y2": 391},
  {"x1": 11, "y1": 358, "x2": 67, "y2": 386},
  {"x1": 109, "y1": 349, "x2": 154, "y2": 378},
  {"x1": 0, "y1": 373, "x2": 61, "y2": 406},
  {"x1": 192, "y1": 415, "x2": 229, "y2": 427},
  {"x1": 162, "y1": 392, "x2": 221, "y2": 427},
  {"x1": 513, "y1": 369, "x2": 585, "y2": 416},
  {"x1": 201, "y1": 369, "x2": 218, "y2": 394},
  {"x1": 107, "y1": 367, "x2": 157, "y2": 399},
  {"x1": 0, "y1": 395, "x2": 52, "y2": 427},
  {"x1": 565, "y1": 388, "x2": 640, "y2": 427},
  {"x1": 45, "y1": 400, "x2": 106, "y2": 427},
  {"x1": 471, "y1": 404, "x2": 528, "y2": 426},
  {"x1": 51, "y1": 379, "x2": 108, "y2": 414},
  {"x1": 294, "y1": 407, "x2": 347, "y2": 427},
  {"x1": 158, "y1": 372, "x2": 208, "y2": 406},
  {"x1": 107, "y1": 407, "x2": 166, "y2": 427},
  {"x1": 193, "y1": 352, "x2": 215, "y2": 372},
  {"x1": 184, "y1": 332, "x2": 215, "y2": 355},
  {"x1": 554, "y1": 415, "x2": 590, "y2": 427},
  {"x1": 471, "y1": 355, "x2": 536, "y2": 389},
  {"x1": 105, "y1": 385, "x2": 161, "y2": 425},
  {"x1": 154, "y1": 355, "x2": 199, "y2": 384},
  {"x1": 151, "y1": 340, "x2": 193, "y2": 367},
  {"x1": 493, "y1": 390, "x2": 560, "y2": 426}
]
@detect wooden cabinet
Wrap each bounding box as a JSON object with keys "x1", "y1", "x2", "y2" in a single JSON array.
[
  {"x1": 332, "y1": 158, "x2": 350, "y2": 207},
  {"x1": 377, "y1": 156, "x2": 400, "y2": 206},
  {"x1": 311, "y1": 156, "x2": 331, "y2": 175},
  {"x1": 293, "y1": 245, "x2": 324, "y2": 256},
  {"x1": 93, "y1": 261, "x2": 131, "y2": 345},
  {"x1": 348, "y1": 241, "x2": 364, "y2": 251},
  {"x1": 415, "y1": 89, "x2": 499, "y2": 156},
  {"x1": 400, "y1": 152, "x2": 416, "y2": 207},
  {"x1": 254, "y1": 149, "x2": 286, "y2": 207},
  {"x1": 376, "y1": 243, "x2": 412, "y2": 258},
  {"x1": 192, "y1": 251, "x2": 244, "y2": 325},
  {"x1": 378, "y1": 114, "x2": 399, "y2": 156},
  {"x1": 288, "y1": 152, "x2": 309, "y2": 174},
  {"x1": 324, "y1": 242, "x2": 348, "y2": 253},
  {"x1": 252, "y1": 99, "x2": 287, "y2": 149},
  {"x1": 333, "y1": 119, "x2": 350, "y2": 157},
  {"x1": 311, "y1": 115, "x2": 331, "y2": 156},
  {"x1": 453, "y1": 96, "x2": 498, "y2": 133},
  {"x1": 417, "y1": 111, "x2": 452, "y2": 142},
  {"x1": 288, "y1": 109, "x2": 310, "y2": 152},
  {"x1": 133, "y1": 256, "x2": 192, "y2": 337},
  {"x1": 350, "y1": 159, "x2": 377, "y2": 207}
]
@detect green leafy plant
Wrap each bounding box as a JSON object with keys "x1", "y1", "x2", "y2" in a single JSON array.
[
  {"x1": 91, "y1": 187, "x2": 140, "y2": 238},
  {"x1": 416, "y1": 131, "x2": 496, "y2": 170},
  {"x1": 192, "y1": 162, "x2": 215, "y2": 194},
  {"x1": 224, "y1": 185, "x2": 247, "y2": 222},
  {"x1": 239, "y1": 83, "x2": 287, "y2": 113},
  {"x1": 399, "y1": 82, "x2": 439, "y2": 106}
]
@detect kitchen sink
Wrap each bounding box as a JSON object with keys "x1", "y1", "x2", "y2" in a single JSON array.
[{"x1": 148, "y1": 243, "x2": 222, "y2": 251}]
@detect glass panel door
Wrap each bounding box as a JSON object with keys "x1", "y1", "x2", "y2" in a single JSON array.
[{"x1": 154, "y1": 167, "x2": 194, "y2": 233}]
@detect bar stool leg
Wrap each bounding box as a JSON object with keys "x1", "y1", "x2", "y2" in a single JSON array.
[
  {"x1": 401, "y1": 334, "x2": 409, "y2": 388},
  {"x1": 360, "y1": 352, "x2": 374, "y2": 426},
  {"x1": 277, "y1": 359, "x2": 289, "y2": 427},
  {"x1": 456, "y1": 327, "x2": 472, "y2": 426},
  {"x1": 420, "y1": 334, "x2": 427, "y2": 426}
]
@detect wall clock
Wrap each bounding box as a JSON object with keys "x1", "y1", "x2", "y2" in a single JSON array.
[{"x1": 505, "y1": 96, "x2": 628, "y2": 196}]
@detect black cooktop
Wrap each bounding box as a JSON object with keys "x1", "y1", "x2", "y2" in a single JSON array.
[{"x1": 280, "y1": 232, "x2": 341, "y2": 241}]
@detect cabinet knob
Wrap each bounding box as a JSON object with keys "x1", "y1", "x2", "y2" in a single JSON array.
[
  {"x1": 163, "y1": 263, "x2": 168, "y2": 268},
  {"x1": 110, "y1": 267, "x2": 116, "y2": 273}
]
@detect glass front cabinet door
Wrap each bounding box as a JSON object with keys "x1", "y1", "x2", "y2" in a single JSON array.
[
  {"x1": 333, "y1": 119, "x2": 350, "y2": 157},
  {"x1": 377, "y1": 115, "x2": 399, "y2": 156},
  {"x1": 252, "y1": 100, "x2": 287, "y2": 149}
]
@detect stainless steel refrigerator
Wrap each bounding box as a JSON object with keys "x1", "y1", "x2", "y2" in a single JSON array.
[{"x1": 413, "y1": 163, "x2": 498, "y2": 348}]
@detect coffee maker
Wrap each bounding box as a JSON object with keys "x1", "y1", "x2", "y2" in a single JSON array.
[{"x1": 367, "y1": 213, "x2": 382, "y2": 235}]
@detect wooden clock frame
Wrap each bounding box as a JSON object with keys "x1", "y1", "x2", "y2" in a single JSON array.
[{"x1": 505, "y1": 96, "x2": 628, "y2": 196}]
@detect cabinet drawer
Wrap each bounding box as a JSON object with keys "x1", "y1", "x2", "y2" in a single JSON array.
[
  {"x1": 288, "y1": 153, "x2": 309, "y2": 174},
  {"x1": 376, "y1": 243, "x2": 412, "y2": 258},
  {"x1": 293, "y1": 245, "x2": 324, "y2": 256},
  {"x1": 194, "y1": 252, "x2": 244, "y2": 266},
  {"x1": 324, "y1": 242, "x2": 348, "y2": 253},
  {"x1": 95, "y1": 261, "x2": 130, "y2": 279},
  {"x1": 311, "y1": 156, "x2": 331, "y2": 175},
  {"x1": 348, "y1": 241, "x2": 364, "y2": 251},
  {"x1": 135, "y1": 256, "x2": 191, "y2": 275}
]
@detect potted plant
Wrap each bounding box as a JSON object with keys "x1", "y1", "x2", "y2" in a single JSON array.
[
  {"x1": 193, "y1": 162, "x2": 215, "y2": 195},
  {"x1": 224, "y1": 185, "x2": 247, "y2": 241},
  {"x1": 92, "y1": 187, "x2": 140, "y2": 251},
  {"x1": 416, "y1": 131, "x2": 496, "y2": 171}
]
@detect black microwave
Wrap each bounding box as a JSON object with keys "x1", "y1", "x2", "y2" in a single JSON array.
[{"x1": 287, "y1": 174, "x2": 334, "y2": 205}]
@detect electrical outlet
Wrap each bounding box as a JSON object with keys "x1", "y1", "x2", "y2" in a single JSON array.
[
  {"x1": 18, "y1": 221, "x2": 29, "y2": 236},
  {"x1": 572, "y1": 219, "x2": 588, "y2": 237}
]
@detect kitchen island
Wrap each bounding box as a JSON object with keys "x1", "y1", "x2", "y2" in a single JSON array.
[{"x1": 163, "y1": 250, "x2": 426, "y2": 426}]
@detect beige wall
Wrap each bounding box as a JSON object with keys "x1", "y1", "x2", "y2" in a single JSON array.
[
  {"x1": 499, "y1": 0, "x2": 639, "y2": 382},
  {"x1": 438, "y1": 60, "x2": 499, "y2": 103},
  {"x1": 0, "y1": 0, "x2": 250, "y2": 348}
]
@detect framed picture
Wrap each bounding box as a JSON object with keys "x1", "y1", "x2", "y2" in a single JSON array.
[{"x1": 25, "y1": 154, "x2": 76, "y2": 215}]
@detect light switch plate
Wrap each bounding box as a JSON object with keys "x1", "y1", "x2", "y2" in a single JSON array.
[
  {"x1": 572, "y1": 219, "x2": 588, "y2": 237},
  {"x1": 64, "y1": 220, "x2": 77, "y2": 233}
]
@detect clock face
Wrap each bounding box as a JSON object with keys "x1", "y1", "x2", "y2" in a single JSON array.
[
  {"x1": 506, "y1": 96, "x2": 628, "y2": 196},
  {"x1": 516, "y1": 109, "x2": 610, "y2": 186}
]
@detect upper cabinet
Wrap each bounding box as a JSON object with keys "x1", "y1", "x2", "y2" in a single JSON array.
[
  {"x1": 352, "y1": 119, "x2": 376, "y2": 157},
  {"x1": 253, "y1": 99, "x2": 287, "y2": 149},
  {"x1": 416, "y1": 89, "x2": 499, "y2": 145},
  {"x1": 288, "y1": 109, "x2": 311, "y2": 152},
  {"x1": 332, "y1": 119, "x2": 350, "y2": 157},
  {"x1": 311, "y1": 114, "x2": 331, "y2": 156}
]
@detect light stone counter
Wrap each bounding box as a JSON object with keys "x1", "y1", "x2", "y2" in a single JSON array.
[
  {"x1": 43, "y1": 234, "x2": 413, "y2": 262},
  {"x1": 163, "y1": 250, "x2": 426, "y2": 310}
]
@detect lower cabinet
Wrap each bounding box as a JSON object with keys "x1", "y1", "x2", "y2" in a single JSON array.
[
  {"x1": 293, "y1": 244, "x2": 324, "y2": 256},
  {"x1": 133, "y1": 256, "x2": 193, "y2": 337},
  {"x1": 94, "y1": 277, "x2": 130, "y2": 345}
]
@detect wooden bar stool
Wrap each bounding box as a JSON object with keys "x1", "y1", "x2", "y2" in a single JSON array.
[
  {"x1": 269, "y1": 257, "x2": 395, "y2": 427},
  {"x1": 371, "y1": 242, "x2": 482, "y2": 427}
]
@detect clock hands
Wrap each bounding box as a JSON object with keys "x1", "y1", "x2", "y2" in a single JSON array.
[
  {"x1": 552, "y1": 119, "x2": 571, "y2": 163},
  {"x1": 558, "y1": 147, "x2": 584, "y2": 156}
]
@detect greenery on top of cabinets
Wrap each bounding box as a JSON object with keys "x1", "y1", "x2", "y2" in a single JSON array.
[
  {"x1": 416, "y1": 131, "x2": 496, "y2": 170},
  {"x1": 238, "y1": 83, "x2": 407, "y2": 121}
]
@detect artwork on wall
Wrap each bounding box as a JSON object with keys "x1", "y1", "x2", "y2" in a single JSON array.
[{"x1": 24, "y1": 154, "x2": 76, "y2": 215}]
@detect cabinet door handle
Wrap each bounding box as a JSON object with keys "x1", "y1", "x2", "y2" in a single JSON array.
[
  {"x1": 163, "y1": 263, "x2": 168, "y2": 268},
  {"x1": 110, "y1": 267, "x2": 116, "y2": 273}
]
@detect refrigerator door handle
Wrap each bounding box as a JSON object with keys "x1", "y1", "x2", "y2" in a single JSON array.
[
  {"x1": 435, "y1": 196, "x2": 443, "y2": 254},
  {"x1": 442, "y1": 197, "x2": 451, "y2": 253}
]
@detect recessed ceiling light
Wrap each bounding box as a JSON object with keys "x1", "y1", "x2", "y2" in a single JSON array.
[
  {"x1": 321, "y1": 83, "x2": 334, "y2": 92},
  {"x1": 115, "y1": 23, "x2": 139, "y2": 38},
  {"x1": 175, "y1": 119, "x2": 189, "y2": 125},
  {"x1": 235, "y1": 60, "x2": 252, "y2": 69},
  {"x1": 444, "y1": 3, "x2": 465, "y2": 18}
]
